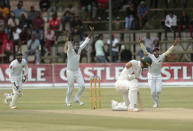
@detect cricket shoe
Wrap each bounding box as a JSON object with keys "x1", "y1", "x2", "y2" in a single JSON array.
[
  {"x1": 153, "y1": 103, "x2": 158, "y2": 108},
  {"x1": 74, "y1": 100, "x2": 84, "y2": 106},
  {"x1": 111, "y1": 100, "x2": 118, "y2": 107},
  {"x1": 128, "y1": 107, "x2": 139, "y2": 112},
  {"x1": 10, "y1": 105, "x2": 17, "y2": 109},
  {"x1": 74, "y1": 98, "x2": 84, "y2": 106},
  {"x1": 66, "y1": 103, "x2": 72, "y2": 107}
]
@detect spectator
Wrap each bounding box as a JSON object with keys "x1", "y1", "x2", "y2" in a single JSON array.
[
  {"x1": 32, "y1": 26, "x2": 44, "y2": 56},
  {"x1": 62, "y1": 4, "x2": 75, "y2": 31},
  {"x1": 2, "y1": 33, "x2": 13, "y2": 63},
  {"x1": 39, "y1": 0, "x2": 51, "y2": 12},
  {"x1": 71, "y1": 15, "x2": 83, "y2": 41},
  {"x1": 7, "y1": 12, "x2": 19, "y2": 29},
  {"x1": 97, "y1": 0, "x2": 109, "y2": 20},
  {"x1": 0, "y1": 2, "x2": 9, "y2": 19},
  {"x1": 164, "y1": 11, "x2": 177, "y2": 40},
  {"x1": 49, "y1": 12, "x2": 61, "y2": 40},
  {"x1": 80, "y1": 0, "x2": 92, "y2": 20},
  {"x1": 0, "y1": 30, "x2": 6, "y2": 46},
  {"x1": 44, "y1": 26, "x2": 55, "y2": 56},
  {"x1": 120, "y1": 45, "x2": 132, "y2": 62},
  {"x1": 27, "y1": 6, "x2": 36, "y2": 27},
  {"x1": 125, "y1": 2, "x2": 137, "y2": 30},
  {"x1": 91, "y1": 0, "x2": 98, "y2": 20},
  {"x1": 20, "y1": 27, "x2": 30, "y2": 45},
  {"x1": 137, "y1": 1, "x2": 149, "y2": 29},
  {"x1": 95, "y1": 34, "x2": 105, "y2": 63},
  {"x1": 0, "y1": 30, "x2": 7, "y2": 62},
  {"x1": 138, "y1": 32, "x2": 159, "y2": 58},
  {"x1": 107, "y1": 33, "x2": 121, "y2": 62},
  {"x1": 14, "y1": 3, "x2": 25, "y2": 19},
  {"x1": 33, "y1": 11, "x2": 44, "y2": 31},
  {"x1": 12, "y1": 26, "x2": 22, "y2": 53},
  {"x1": 3, "y1": 0, "x2": 10, "y2": 8},
  {"x1": 19, "y1": 13, "x2": 29, "y2": 29},
  {"x1": 0, "y1": 12, "x2": 5, "y2": 32},
  {"x1": 178, "y1": 11, "x2": 193, "y2": 39},
  {"x1": 25, "y1": 34, "x2": 41, "y2": 64},
  {"x1": 112, "y1": 0, "x2": 124, "y2": 20}
]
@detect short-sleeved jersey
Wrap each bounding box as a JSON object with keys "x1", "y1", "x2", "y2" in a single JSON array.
[
  {"x1": 9, "y1": 59, "x2": 28, "y2": 81},
  {"x1": 148, "y1": 53, "x2": 166, "y2": 75},
  {"x1": 67, "y1": 37, "x2": 90, "y2": 71},
  {"x1": 95, "y1": 39, "x2": 104, "y2": 56},
  {"x1": 118, "y1": 60, "x2": 142, "y2": 80}
]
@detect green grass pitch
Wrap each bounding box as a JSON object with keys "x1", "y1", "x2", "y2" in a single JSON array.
[{"x1": 0, "y1": 87, "x2": 193, "y2": 131}]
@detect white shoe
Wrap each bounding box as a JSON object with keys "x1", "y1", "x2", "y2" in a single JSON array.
[
  {"x1": 111, "y1": 100, "x2": 118, "y2": 107},
  {"x1": 66, "y1": 103, "x2": 71, "y2": 107},
  {"x1": 74, "y1": 98, "x2": 84, "y2": 106},
  {"x1": 128, "y1": 107, "x2": 139, "y2": 112},
  {"x1": 153, "y1": 103, "x2": 158, "y2": 108},
  {"x1": 132, "y1": 108, "x2": 140, "y2": 112},
  {"x1": 79, "y1": 101, "x2": 84, "y2": 106},
  {"x1": 10, "y1": 106, "x2": 17, "y2": 109}
]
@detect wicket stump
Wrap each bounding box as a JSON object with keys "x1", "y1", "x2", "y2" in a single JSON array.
[{"x1": 90, "y1": 76, "x2": 101, "y2": 109}]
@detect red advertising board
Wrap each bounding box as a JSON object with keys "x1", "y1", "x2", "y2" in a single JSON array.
[{"x1": 0, "y1": 63, "x2": 193, "y2": 87}]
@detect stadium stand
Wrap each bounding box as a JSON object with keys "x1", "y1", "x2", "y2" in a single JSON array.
[{"x1": 0, "y1": 0, "x2": 192, "y2": 64}]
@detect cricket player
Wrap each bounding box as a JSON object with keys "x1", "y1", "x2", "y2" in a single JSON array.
[
  {"x1": 64, "y1": 26, "x2": 94, "y2": 107},
  {"x1": 138, "y1": 37, "x2": 179, "y2": 108},
  {"x1": 112, "y1": 56, "x2": 152, "y2": 112},
  {"x1": 4, "y1": 53, "x2": 28, "y2": 109}
]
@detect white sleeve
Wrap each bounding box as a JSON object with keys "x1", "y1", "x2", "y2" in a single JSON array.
[
  {"x1": 23, "y1": 60, "x2": 28, "y2": 76},
  {"x1": 165, "y1": 16, "x2": 171, "y2": 28},
  {"x1": 79, "y1": 37, "x2": 90, "y2": 50},
  {"x1": 162, "y1": 45, "x2": 175, "y2": 56},
  {"x1": 140, "y1": 43, "x2": 149, "y2": 56}
]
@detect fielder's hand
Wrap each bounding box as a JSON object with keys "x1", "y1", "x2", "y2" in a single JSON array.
[
  {"x1": 173, "y1": 38, "x2": 179, "y2": 46},
  {"x1": 138, "y1": 36, "x2": 142, "y2": 44},
  {"x1": 89, "y1": 25, "x2": 94, "y2": 32}
]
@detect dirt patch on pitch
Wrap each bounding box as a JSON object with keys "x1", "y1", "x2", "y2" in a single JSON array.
[{"x1": 37, "y1": 108, "x2": 193, "y2": 121}]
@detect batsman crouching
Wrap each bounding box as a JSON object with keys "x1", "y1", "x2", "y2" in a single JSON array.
[{"x1": 112, "y1": 56, "x2": 152, "y2": 112}]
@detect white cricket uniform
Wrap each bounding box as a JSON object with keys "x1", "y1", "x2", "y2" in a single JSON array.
[
  {"x1": 9, "y1": 59, "x2": 28, "y2": 95},
  {"x1": 113, "y1": 60, "x2": 142, "y2": 110},
  {"x1": 66, "y1": 37, "x2": 90, "y2": 87},
  {"x1": 140, "y1": 43, "x2": 175, "y2": 107},
  {"x1": 147, "y1": 53, "x2": 165, "y2": 95},
  {"x1": 66, "y1": 37, "x2": 90, "y2": 105},
  {"x1": 140, "y1": 43, "x2": 174, "y2": 95},
  {"x1": 115, "y1": 60, "x2": 141, "y2": 92}
]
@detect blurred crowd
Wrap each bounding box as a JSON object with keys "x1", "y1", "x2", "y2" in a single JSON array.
[{"x1": 0, "y1": 0, "x2": 192, "y2": 64}]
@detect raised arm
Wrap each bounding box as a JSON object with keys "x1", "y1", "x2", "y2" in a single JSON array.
[
  {"x1": 88, "y1": 26, "x2": 94, "y2": 39},
  {"x1": 138, "y1": 36, "x2": 149, "y2": 56},
  {"x1": 79, "y1": 26, "x2": 94, "y2": 49},
  {"x1": 164, "y1": 38, "x2": 179, "y2": 56},
  {"x1": 64, "y1": 31, "x2": 71, "y2": 53}
]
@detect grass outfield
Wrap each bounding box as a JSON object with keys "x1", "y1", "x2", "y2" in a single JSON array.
[{"x1": 0, "y1": 87, "x2": 193, "y2": 131}]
